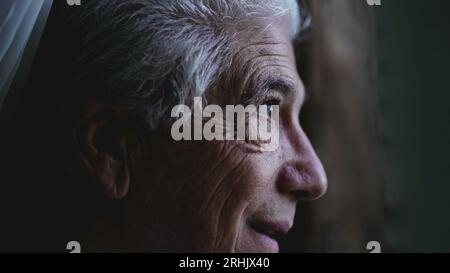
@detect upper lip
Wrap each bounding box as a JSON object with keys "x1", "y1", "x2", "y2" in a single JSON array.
[{"x1": 250, "y1": 219, "x2": 292, "y2": 239}]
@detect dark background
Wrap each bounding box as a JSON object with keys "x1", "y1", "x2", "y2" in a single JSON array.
[{"x1": 376, "y1": 0, "x2": 450, "y2": 252}]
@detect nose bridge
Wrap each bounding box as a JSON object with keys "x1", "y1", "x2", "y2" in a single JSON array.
[
  {"x1": 283, "y1": 119, "x2": 316, "y2": 162},
  {"x1": 278, "y1": 124, "x2": 328, "y2": 201}
]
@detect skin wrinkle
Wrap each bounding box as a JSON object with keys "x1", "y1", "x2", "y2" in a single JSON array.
[
  {"x1": 234, "y1": 48, "x2": 296, "y2": 103},
  {"x1": 185, "y1": 163, "x2": 242, "y2": 251},
  {"x1": 239, "y1": 55, "x2": 294, "y2": 101},
  {"x1": 157, "y1": 137, "x2": 245, "y2": 250},
  {"x1": 198, "y1": 148, "x2": 242, "y2": 215},
  {"x1": 219, "y1": 39, "x2": 291, "y2": 100},
  {"x1": 234, "y1": 41, "x2": 292, "y2": 67},
  {"x1": 233, "y1": 214, "x2": 244, "y2": 253},
  {"x1": 215, "y1": 162, "x2": 253, "y2": 252},
  {"x1": 215, "y1": 159, "x2": 266, "y2": 249},
  {"x1": 213, "y1": 186, "x2": 236, "y2": 251},
  {"x1": 167, "y1": 141, "x2": 217, "y2": 196},
  {"x1": 172, "y1": 142, "x2": 239, "y2": 207},
  {"x1": 234, "y1": 40, "x2": 291, "y2": 57},
  {"x1": 216, "y1": 194, "x2": 251, "y2": 252},
  {"x1": 238, "y1": 52, "x2": 292, "y2": 81},
  {"x1": 179, "y1": 137, "x2": 252, "y2": 251},
  {"x1": 204, "y1": 154, "x2": 248, "y2": 219},
  {"x1": 200, "y1": 145, "x2": 246, "y2": 215}
]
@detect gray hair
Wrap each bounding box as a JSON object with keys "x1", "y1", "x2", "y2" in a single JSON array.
[{"x1": 67, "y1": 0, "x2": 308, "y2": 129}]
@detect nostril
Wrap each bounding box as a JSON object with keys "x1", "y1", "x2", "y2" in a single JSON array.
[
  {"x1": 292, "y1": 190, "x2": 311, "y2": 200},
  {"x1": 276, "y1": 162, "x2": 328, "y2": 201}
]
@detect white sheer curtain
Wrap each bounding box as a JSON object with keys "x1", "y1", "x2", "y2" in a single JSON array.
[{"x1": 0, "y1": 0, "x2": 53, "y2": 109}]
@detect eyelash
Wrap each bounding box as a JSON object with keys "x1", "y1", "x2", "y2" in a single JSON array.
[
  {"x1": 262, "y1": 98, "x2": 281, "y2": 106},
  {"x1": 257, "y1": 99, "x2": 280, "y2": 121},
  {"x1": 261, "y1": 93, "x2": 283, "y2": 111}
]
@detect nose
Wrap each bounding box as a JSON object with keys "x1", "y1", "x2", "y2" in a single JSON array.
[{"x1": 276, "y1": 129, "x2": 328, "y2": 201}]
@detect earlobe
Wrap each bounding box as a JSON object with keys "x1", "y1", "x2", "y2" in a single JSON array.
[{"x1": 74, "y1": 100, "x2": 131, "y2": 199}]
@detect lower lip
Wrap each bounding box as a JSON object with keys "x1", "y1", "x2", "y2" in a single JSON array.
[{"x1": 253, "y1": 230, "x2": 279, "y2": 253}]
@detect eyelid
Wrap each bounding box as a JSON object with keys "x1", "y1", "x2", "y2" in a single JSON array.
[{"x1": 259, "y1": 90, "x2": 284, "y2": 105}]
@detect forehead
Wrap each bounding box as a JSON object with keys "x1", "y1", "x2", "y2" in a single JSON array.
[
  {"x1": 212, "y1": 28, "x2": 301, "y2": 104},
  {"x1": 235, "y1": 27, "x2": 297, "y2": 72},
  {"x1": 235, "y1": 27, "x2": 296, "y2": 60}
]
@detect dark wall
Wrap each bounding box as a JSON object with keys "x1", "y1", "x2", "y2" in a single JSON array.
[{"x1": 377, "y1": 0, "x2": 450, "y2": 252}]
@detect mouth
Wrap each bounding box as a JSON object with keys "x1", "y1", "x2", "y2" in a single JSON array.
[{"x1": 249, "y1": 219, "x2": 292, "y2": 253}]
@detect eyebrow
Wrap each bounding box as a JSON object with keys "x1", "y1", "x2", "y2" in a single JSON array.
[
  {"x1": 262, "y1": 77, "x2": 296, "y2": 95},
  {"x1": 246, "y1": 75, "x2": 304, "y2": 105}
]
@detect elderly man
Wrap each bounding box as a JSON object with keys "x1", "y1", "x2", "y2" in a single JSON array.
[{"x1": 0, "y1": 0, "x2": 327, "y2": 253}]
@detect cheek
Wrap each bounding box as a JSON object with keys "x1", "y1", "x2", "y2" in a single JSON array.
[
  {"x1": 130, "y1": 136, "x2": 279, "y2": 252},
  {"x1": 133, "y1": 140, "x2": 271, "y2": 251},
  {"x1": 193, "y1": 145, "x2": 282, "y2": 252},
  {"x1": 181, "y1": 142, "x2": 265, "y2": 251}
]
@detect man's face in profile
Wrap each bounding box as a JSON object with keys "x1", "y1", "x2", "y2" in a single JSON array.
[{"x1": 80, "y1": 24, "x2": 327, "y2": 253}]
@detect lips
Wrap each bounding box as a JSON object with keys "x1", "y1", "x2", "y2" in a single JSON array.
[
  {"x1": 251, "y1": 220, "x2": 291, "y2": 238},
  {"x1": 249, "y1": 219, "x2": 292, "y2": 252}
]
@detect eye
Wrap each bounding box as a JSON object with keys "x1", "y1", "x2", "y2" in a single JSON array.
[{"x1": 261, "y1": 99, "x2": 281, "y2": 116}]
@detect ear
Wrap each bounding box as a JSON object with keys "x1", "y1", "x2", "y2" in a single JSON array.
[{"x1": 73, "y1": 99, "x2": 131, "y2": 199}]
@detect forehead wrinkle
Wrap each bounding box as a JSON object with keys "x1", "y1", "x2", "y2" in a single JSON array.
[
  {"x1": 233, "y1": 41, "x2": 292, "y2": 66},
  {"x1": 241, "y1": 53, "x2": 293, "y2": 74},
  {"x1": 216, "y1": 33, "x2": 295, "y2": 104},
  {"x1": 238, "y1": 53, "x2": 292, "y2": 93}
]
